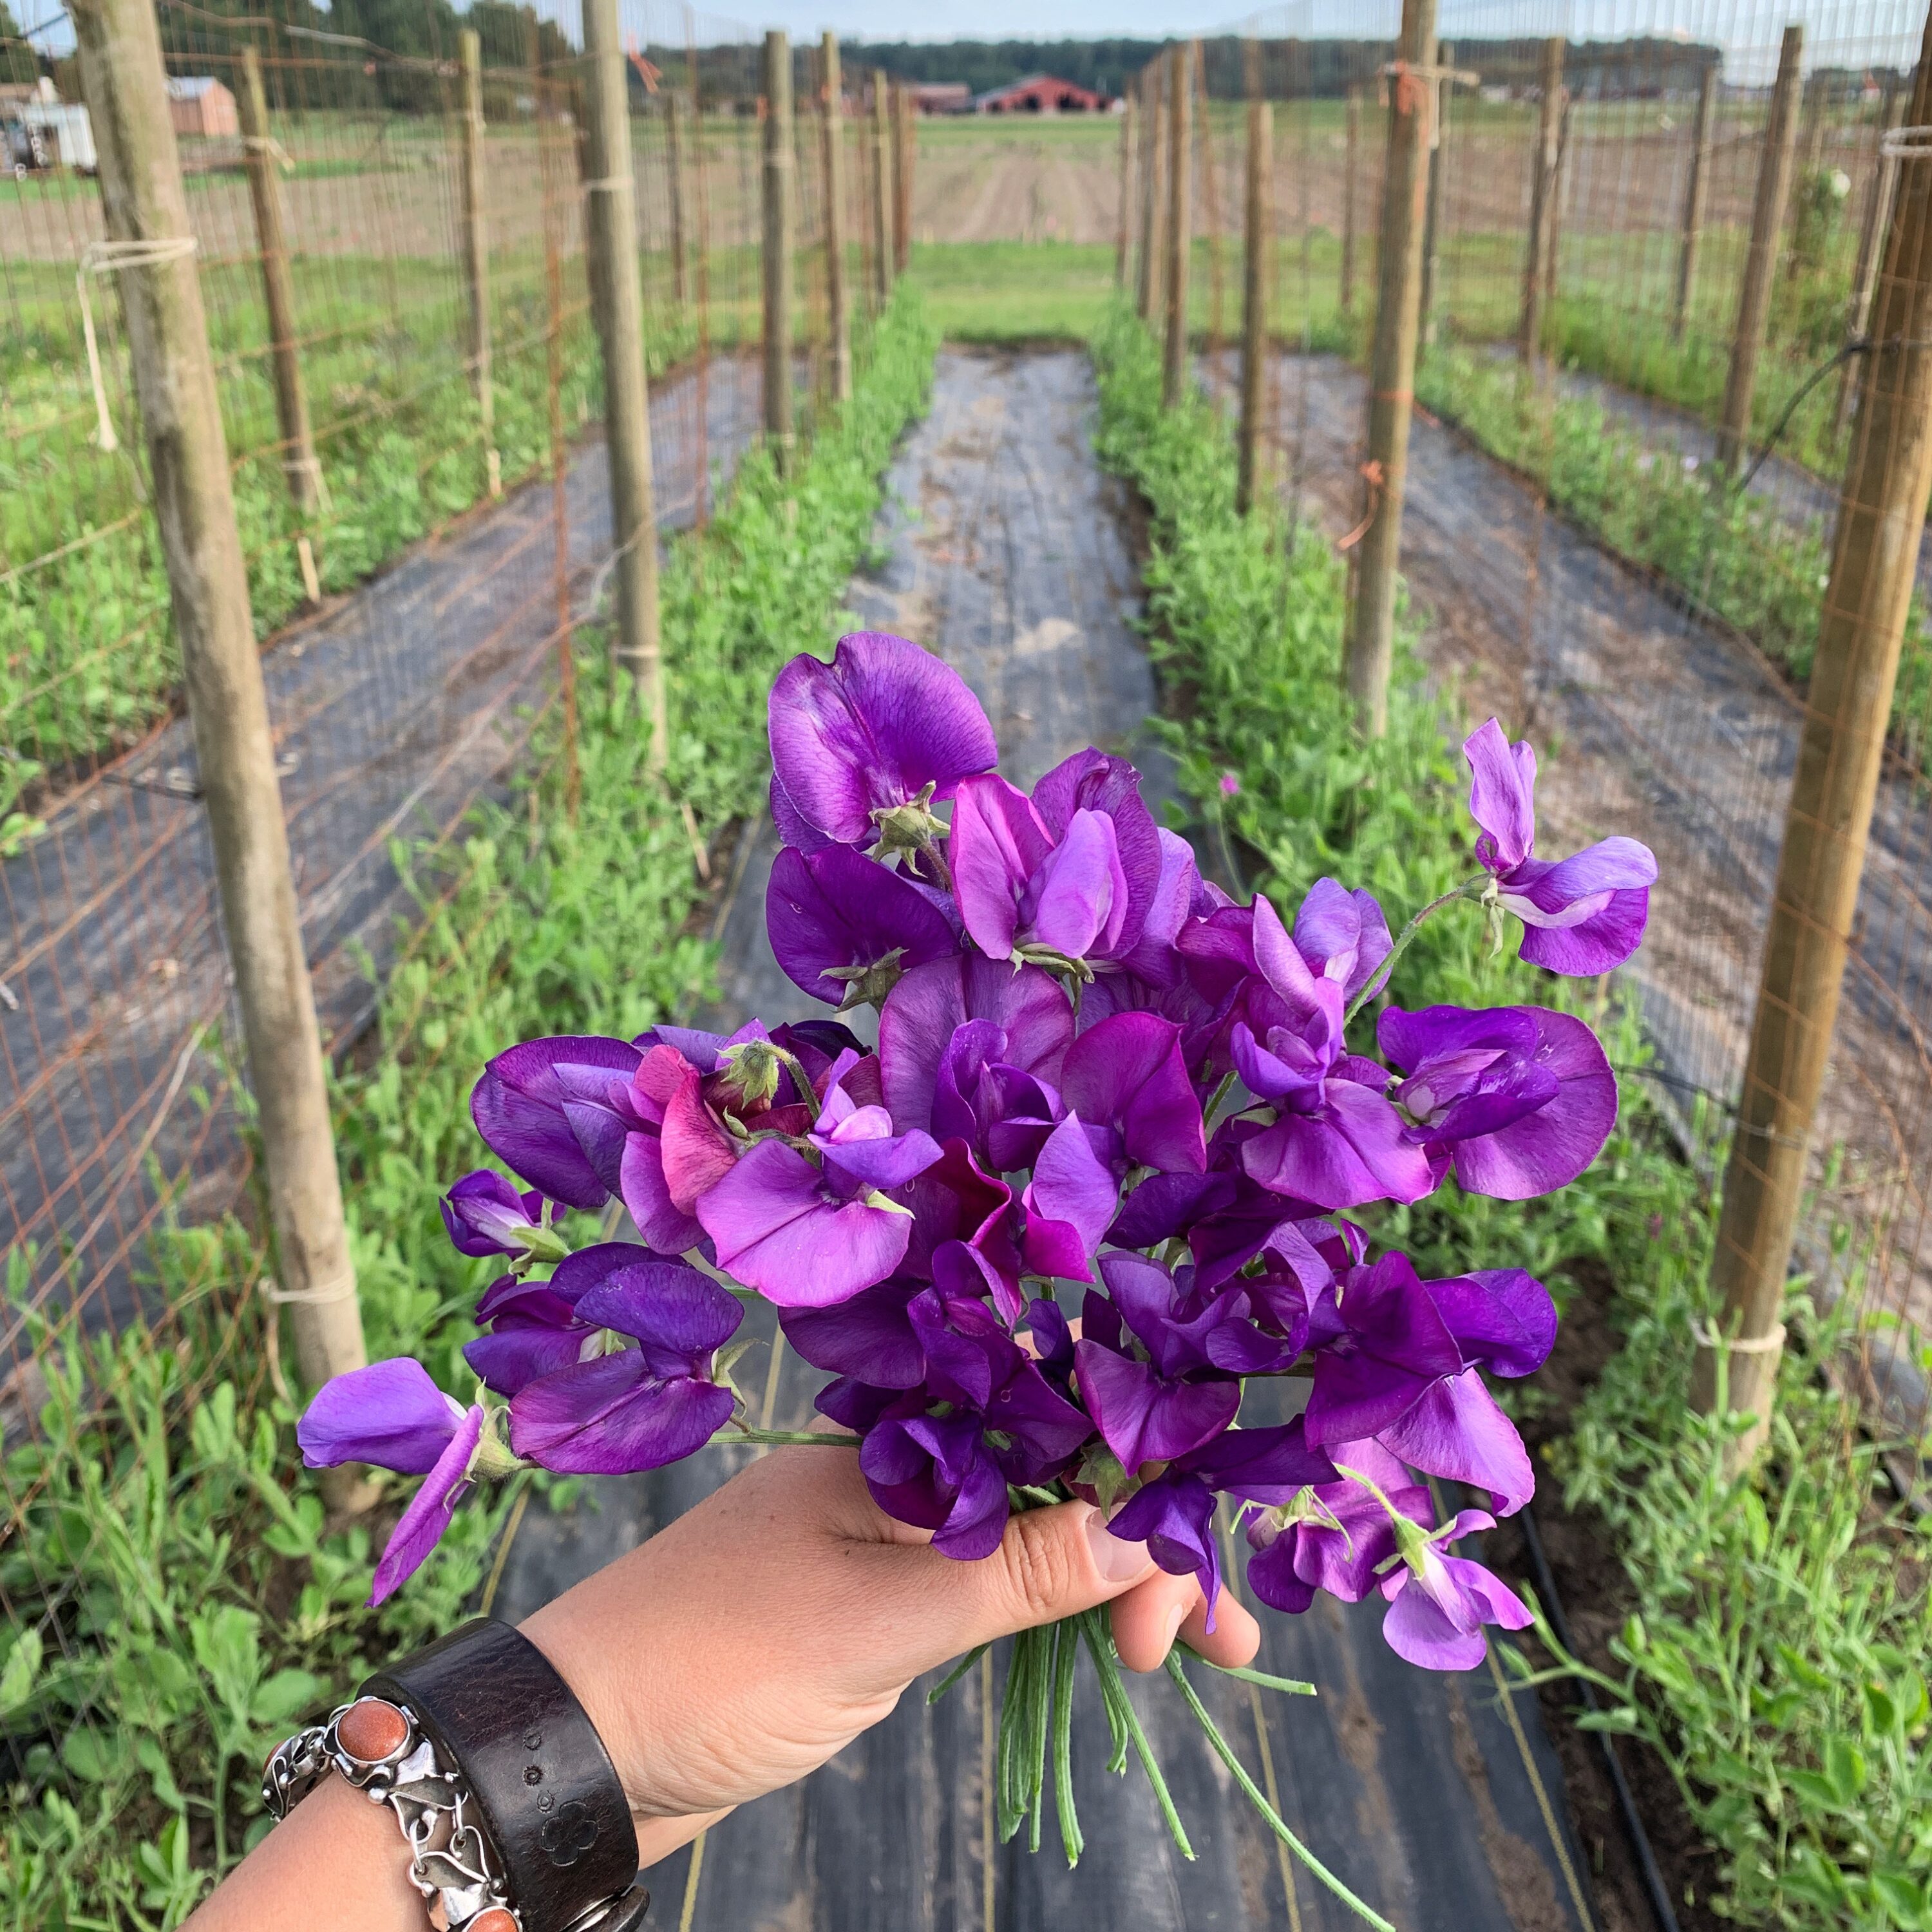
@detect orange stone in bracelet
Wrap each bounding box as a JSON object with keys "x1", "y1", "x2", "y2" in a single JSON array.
[
  {"x1": 337, "y1": 1697, "x2": 409, "y2": 1765},
  {"x1": 468, "y1": 1911, "x2": 518, "y2": 1932}
]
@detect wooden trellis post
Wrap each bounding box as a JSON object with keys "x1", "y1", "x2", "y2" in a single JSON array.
[
  {"x1": 236, "y1": 46, "x2": 323, "y2": 605},
  {"x1": 892, "y1": 80, "x2": 913, "y2": 274},
  {"x1": 457, "y1": 30, "x2": 498, "y2": 497},
  {"x1": 1418, "y1": 42, "x2": 1449, "y2": 348},
  {"x1": 72, "y1": 0, "x2": 366, "y2": 1392},
  {"x1": 667, "y1": 89, "x2": 689, "y2": 306},
  {"x1": 764, "y1": 30, "x2": 795, "y2": 469},
  {"x1": 1672, "y1": 62, "x2": 1718, "y2": 341},
  {"x1": 1695, "y1": 28, "x2": 1932, "y2": 1463},
  {"x1": 1138, "y1": 57, "x2": 1164, "y2": 323},
  {"x1": 1115, "y1": 93, "x2": 1134, "y2": 289},
  {"x1": 821, "y1": 32, "x2": 849, "y2": 404},
  {"x1": 1341, "y1": 82, "x2": 1360, "y2": 317},
  {"x1": 1343, "y1": 0, "x2": 1437, "y2": 739},
  {"x1": 1237, "y1": 95, "x2": 1271, "y2": 515},
  {"x1": 580, "y1": 0, "x2": 664, "y2": 754},
  {"x1": 1518, "y1": 37, "x2": 1564, "y2": 365},
  {"x1": 1715, "y1": 24, "x2": 1804, "y2": 475},
  {"x1": 1162, "y1": 39, "x2": 1193, "y2": 408},
  {"x1": 871, "y1": 68, "x2": 892, "y2": 308},
  {"x1": 1838, "y1": 84, "x2": 1909, "y2": 436}
]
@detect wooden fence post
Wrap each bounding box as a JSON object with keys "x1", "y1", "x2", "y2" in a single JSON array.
[
  {"x1": 72, "y1": 0, "x2": 365, "y2": 1390},
  {"x1": 1115, "y1": 93, "x2": 1134, "y2": 288},
  {"x1": 1137, "y1": 59, "x2": 1164, "y2": 323},
  {"x1": 764, "y1": 32, "x2": 796, "y2": 468},
  {"x1": 1694, "y1": 18, "x2": 1932, "y2": 1463},
  {"x1": 457, "y1": 30, "x2": 498, "y2": 498},
  {"x1": 1162, "y1": 39, "x2": 1193, "y2": 406},
  {"x1": 1837, "y1": 84, "x2": 1908, "y2": 436},
  {"x1": 1341, "y1": 82, "x2": 1360, "y2": 317},
  {"x1": 892, "y1": 80, "x2": 913, "y2": 274},
  {"x1": 1715, "y1": 23, "x2": 1804, "y2": 474},
  {"x1": 1342, "y1": 0, "x2": 1437, "y2": 738},
  {"x1": 580, "y1": 0, "x2": 664, "y2": 754},
  {"x1": 687, "y1": 14, "x2": 711, "y2": 528},
  {"x1": 236, "y1": 46, "x2": 323, "y2": 605},
  {"x1": 1518, "y1": 37, "x2": 1564, "y2": 365},
  {"x1": 821, "y1": 32, "x2": 849, "y2": 404},
  {"x1": 871, "y1": 68, "x2": 892, "y2": 309},
  {"x1": 1672, "y1": 62, "x2": 1717, "y2": 341},
  {"x1": 1238, "y1": 95, "x2": 1271, "y2": 515},
  {"x1": 1419, "y1": 42, "x2": 1448, "y2": 348},
  {"x1": 667, "y1": 88, "x2": 688, "y2": 306}
]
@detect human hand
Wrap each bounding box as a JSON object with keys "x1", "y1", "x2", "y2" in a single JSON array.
[{"x1": 522, "y1": 1439, "x2": 1260, "y2": 1855}]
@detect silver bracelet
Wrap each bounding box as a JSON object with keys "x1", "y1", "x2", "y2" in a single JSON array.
[{"x1": 263, "y1": 1694, "x2": 522, "y2": 1932}]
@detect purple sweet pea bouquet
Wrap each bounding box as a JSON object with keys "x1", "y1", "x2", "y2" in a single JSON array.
[{"x1": 301, "y1": 634, "x2": 1654, "y2": 1905}]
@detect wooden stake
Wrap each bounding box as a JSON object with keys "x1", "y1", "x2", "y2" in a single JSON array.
[
  {"x1": 236, "y1": 47, "x2": 323, "y2": 603},
  {"x1": 1138, "y1": 59, "x2": 1164, "y2": 323},
  {"x1": 1418, "y1": 43, "x2": 1448, "y2": 347},
  {"x1": 1162, "y1": 40, "x2": 1193, "y2": 407},
  {"x1": 687, "y1": 14, "x2": 711, "y2": 529},
  {"x1": 1238, "y1": 96, "x2": 1271, "y2": 515},
  {"x1": 1672, "y1": 62, "x2": 1717, "y2": 342},
  {"x1": 821, "y1": 32, "x2": 849, "y2": 404},
  {"x1": 1341, "y1": 82, "x2": 1360, "y2": 317},
  {"x1": 581, "y1": 0, "x2": 664, "y2": 755},
  {"x1": 456, "y1": 31, "x2": 498, "y2": 497},
  {"x1": 72, "y1": 0, "x2": 365, "y2": 1387},
  {"x1": 1195, "y1": 41, "x2": 1224, "y2": 372},
  {"x1": 1115, "y1": 95, "x2": 1134, "y2": 288},
  {"x1": 1545, "y1": 90, "x2": 1572, "y2": 312},
  {"x1": 871, "y1": 69, "x2": 893, "y2": 309},
  {"x1": 892, "y1": 80, "x2": 913, "y2": 275},
  {"x1": 667, "y1": 88, "x2": 689, "y2": 305},
  {"x1": 764, "y1": 31, "x2": 796, "y2": 468},
  {"x1": 1517, "y1": 36, "x2": 1564, "y2": 365},
  {"x1": 1716, "y1": 24, "x2": 1804, "y2": 474},
  {"x1": 1695, "y1": 12, "x2": 1932, "y2": 1461},
  {"x1": 1838, "y1": 83, "x2": 1908, "y2": 436},
  {"x1": 1342, "y1": 0, "x2": 1436, "y2": 738}
]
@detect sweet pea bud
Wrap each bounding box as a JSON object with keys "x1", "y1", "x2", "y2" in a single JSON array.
[
  {"x1": 468, "y1": 1413, "x2": 525, "y2": 1482},
  {"x1": 824, "y1": 947, "x2": 908, "y2": 1012},
  {"x1": 1075, "y1": 1441, "x2": 1135, "y2": 1510},
  {"x1": 870, "y1": 782, "x2": 945, "y2": 858},
  {"x1": 515, "y1": 1220, "x2": 571, "y2": 1267},
  {"x1": 715, "y1": 1039, "x2": 784, "y2": 1110}
]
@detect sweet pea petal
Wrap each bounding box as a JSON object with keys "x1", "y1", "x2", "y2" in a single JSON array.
[
  {"x1": 1464, "y1": 718, "x2": 1538, "y2": 875},
  {"x1": 471, "y1": 1036, "x2": 641, "y2": 1209},
  {"x1": 1060, "y1": 1012, "x2": 1206, "y2": 1176},
  {"x1": 368, "y1": 1404, "x2": 483, "y2": 1606},
  {"x1": 766, "y1": 844, "x2": 961, "y2": 1005},
  {"x1": 299, "y1": 1359, "x2": 465, "y2": 1475},
  {"x1": 509, "y1": 1352, "x2": 734, "y2": 1475},
  {"x1": 1377, "y1": 1368, "x2": 1535, "y2": 1515}
]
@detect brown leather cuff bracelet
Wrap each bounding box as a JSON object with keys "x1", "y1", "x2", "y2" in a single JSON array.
[{"x1": 265, "y1": 1618, "x2": 649, "y2": 1932}]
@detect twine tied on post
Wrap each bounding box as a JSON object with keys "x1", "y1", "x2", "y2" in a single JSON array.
[{"x1": 76, "y1": 236, "x2": 199, "y2": 453}]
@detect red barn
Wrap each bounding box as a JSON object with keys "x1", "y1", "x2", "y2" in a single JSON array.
[{"x1": 972, "y1": 74, "x2": 1107, "y2": 115}]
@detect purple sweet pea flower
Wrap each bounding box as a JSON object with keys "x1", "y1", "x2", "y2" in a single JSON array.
[
  {"x1": 766, "y1": 844, "x2": 960, "y2": 1008},
  {"x1": 931, "y1": 1020, "x2": 1065, "y2": 1173},
  {"x1": 464, "y1": 1241, "x2": 646, "y2": 1396},
  {"x1": 1233, "y1": 893, "x2": 1433, "y2": 1211},
  {"x1": 1245, "y1": 1439, "x2": 1431, "y2": 1614},
  {"x1": 298, "y1": 1358, "x2": 475, "y2": 1475},
  {"x1": 768, "y1": 632, "x2": 998, "y2": 849},
  {"x1": 1377, "y1": 1368, "x2": 1535, "y2": 1516},
  {"x1": 296, "y1": 1360, "x2": 491, "y2": 1607},
  {"x1": 1019, "y1": 1112, "x2": 1120, "y2": 1282},
  {"x1": 1464, "y1": 718, "x2": 1658, "y2": 974},
  {"x1": 439, "y1": 1170, "x2": 551, "y2": 1260},
  {"x1": 879, "y1": 954, "x2": 1075, "y2": 1136},
  {"x1": 1379, "y1": 1003, "x2": 1617, "y2": 1201},
  {"x1": 471, "y1": 1035, "x2": 643, "y2": 1211},
  {"x1": 1058, "y1": 1012, "x2": 1206, "y2": 1178},
  {"x1": 1378, "y1": 1509, "x2": 1534, "y2": 1671},
  {"x1": 1107, "y1": 1417, "x2": 1336, "y2": 1618},
  {"x1": 507, "y1": 1260, "x2": 741, "y2": 1474}
]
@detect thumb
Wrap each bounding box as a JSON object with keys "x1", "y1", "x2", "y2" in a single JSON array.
[{"x1": 940, "y1": 1501, "x2": 1159, "y2": 1657}]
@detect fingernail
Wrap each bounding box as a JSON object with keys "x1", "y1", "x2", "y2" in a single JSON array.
[
  {"x1": 1162, "y1": 1602, "x2": 1187, "y2": 1646},
  {"x1": 1084, "y1": 1505, "x2": 1150, "y2": 1582}
]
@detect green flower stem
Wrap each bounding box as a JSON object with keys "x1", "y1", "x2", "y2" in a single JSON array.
[
  {"x1": 1342, "y1": 874, "x2": 1490, "y2": 1027},
  {"x1": 1051, "y1": 1619, "x2": 1083, "y2": 1867},
  {"x1": 1162, "y1": 1651, "x2": 1394, "y2": 1930},
  {"x1": 1079, "y1": 1612, "x2": 1195, "y2": 1859},
  {"x1": 926, "y1": 1643, "x2": 990, "y2": 1706},
  {"x1": 1177, "y1": 1645, "x2": 1316, "y2": 1696},
  {"x1": 719, "y1": 1429, "x2": 856, "y2": 1448}
]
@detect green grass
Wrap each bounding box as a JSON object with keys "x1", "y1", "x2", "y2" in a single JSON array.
[
  {"x1": 0, "y1": 287, "x2": 939, "y2": 1931},
  {"x1": 1093, "y1": 301, "x2": 1932, "y2": 1932}
]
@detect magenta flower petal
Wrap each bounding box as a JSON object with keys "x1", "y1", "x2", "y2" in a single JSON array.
[
  {"x1": 618, "y1": 1131, "x2": 708, "y2": 1255},
  {"x1": 1060, "y1": 1012, "x2": 1206, "y2": 1176},
  {"x1": 1377, "y1": 1368, "x2": 1535, "y2": 1515},
  {"x1": 369, "y1": 1403, "x2": 482, "y2": 1605},
  {"x1": 1029, "y1": 747, "x2": 1164, "y2": 956},
  {"x1": 299, "y1": 1358, "x2": 466, "y2": 1474},
  {"x1": 573, "y1": 1262, "x2": 743, "y2": 1363},
  {"x1": 1302, "y1": 1253, "x2": 1463, "y2": 1446},
  {"x1": 880, "y1": 955, "x2": 1075, "y2": 1134},
  {"x1": 697, "y1": 1139, "x2": 912, "y2": 1307},
  {"x1": 1072, "y1": 1339, "x2": 1238, "y2": 1472},
  {"x1": 770, "y1": 633, "x2": 998, "y2": 846},
  {"x1": 1021, "y1": 1113, "x2": 1119, "y2": 1280},
  {"x1": 464, "y1": 1314, "x2": 591, "y2": 1397},
  {"x1": 949, "y1": 773, "x2": 1056, "y2": 960},
  {"x1": 509, "y1": 1351, "x2": 734, "y2": 1475},
  {"x1": 1108, "y1": 1472, "x2": 1221, "y2": 1611},
  {"x1": 1242, "y1": 1079, "x2": 1434, "y2": 1211},
  {"x1": 1021, "y1": 808, "x2": 1129, "y2": 960},
  {"x1": 440, "y1": 1170, "x2": 545, "y2": 1258},
  {"x1": 471, "y1": 1036, "x2": 643, "y2": 1210},
  {"x1": 766, "y1": 844, "x2": 960, "y2": 1006},
  {"x1": 1423, "y1": 1269, "x2": 1556, "y2": 1378},
  {"x1": 781, "y1": 1280, "x2": 927, "y2": 1388},
  {"x1": 1292, "y1": 877, "x2": 1394, "y2": 1003},
  {"x1": 1464, "y1": 718, "x2": 1538, "y2": 873}
]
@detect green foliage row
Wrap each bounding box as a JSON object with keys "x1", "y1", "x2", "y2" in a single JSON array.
[
  {"x1": 0, "y1": 287, "x2": 938, "y2": 1931},
  {"x1": 1090, "y1": 304, "x2": 1931, "y2": 1931},
  {"x1": 1414, "y1": 344, "x2": 1932, "y2": 769}
]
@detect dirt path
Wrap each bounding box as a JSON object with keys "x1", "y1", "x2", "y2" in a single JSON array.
[
  {"x1": 493, "y1": 347, "x2": 1593, "y2": 1932},
  {"x1": 1268, "y1": 351, "x2": 1932, "y2": 1363},
  {"x1": 0, "y1": 360, "x2": 762, "y2": 1359}
]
